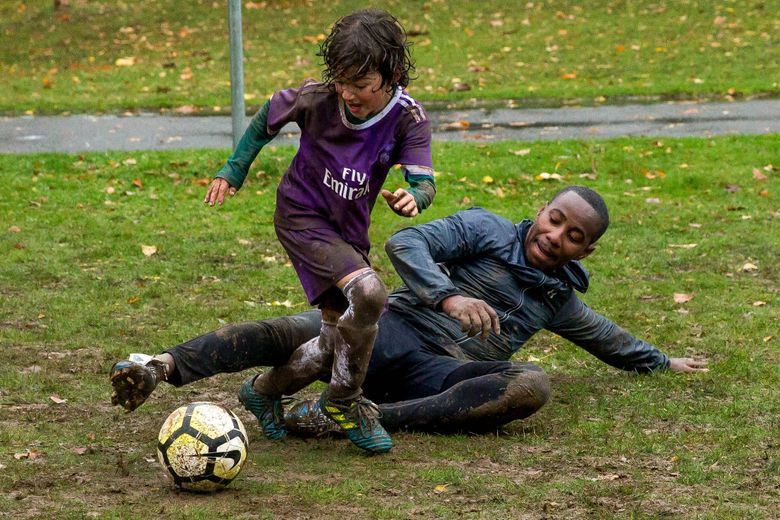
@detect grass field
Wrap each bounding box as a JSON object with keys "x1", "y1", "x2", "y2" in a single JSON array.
[
  {"x1": 1, "y1": 0, "x2": 779, "y2": 114},
  {"x1": 1, "y1": 135, "x2": 778, "y2": 519}
]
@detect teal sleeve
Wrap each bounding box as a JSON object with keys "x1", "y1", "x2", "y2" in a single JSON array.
[
  {"x1": 403, "y1": 166, "x2": 436, "y2": 211},
  {"x1": 215, "y1": 100, "x2": 275, "y2": 190}
]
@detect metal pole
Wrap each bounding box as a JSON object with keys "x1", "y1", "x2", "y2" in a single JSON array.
[{"x1": 228, "y1": 0, "x2": 245, "y2": 151}]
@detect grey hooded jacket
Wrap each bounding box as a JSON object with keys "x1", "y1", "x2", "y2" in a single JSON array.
[{"x1": 383, "y1": 207, "x2": 669, "y2": 372}]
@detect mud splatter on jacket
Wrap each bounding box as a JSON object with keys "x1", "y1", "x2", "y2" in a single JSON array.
[{"x1": 384, "y1": 207, "x2": 669, "y2": 372}]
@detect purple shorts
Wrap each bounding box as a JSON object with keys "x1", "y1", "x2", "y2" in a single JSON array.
[{"x1": 274, "y1": 224, "x2": 369, "y2": 311}]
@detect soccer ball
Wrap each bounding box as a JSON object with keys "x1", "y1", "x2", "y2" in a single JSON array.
[{"x1": 157, "y1": 402, "x2": 249, "y2": 492}]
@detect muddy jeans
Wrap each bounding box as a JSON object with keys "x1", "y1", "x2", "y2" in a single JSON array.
[{"x1": 164, "y1": 310, "x2": 551, "y2": 432}]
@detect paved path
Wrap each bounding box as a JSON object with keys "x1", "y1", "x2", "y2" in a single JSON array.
[{"x1": 1, "y1": 99, "x2": 778, "y2": 154}]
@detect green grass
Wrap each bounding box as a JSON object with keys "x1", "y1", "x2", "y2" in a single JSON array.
[
  {"x1": 1, "y1": 0, "x2": 779, "y2": 114},
  {"x1": 1, "y1": 135, "x2": 779, "y2": 518}
]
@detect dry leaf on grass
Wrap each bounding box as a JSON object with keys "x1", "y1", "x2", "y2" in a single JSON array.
[{"x1": 673, "y1": 293, "x2": 693, "y2": 304}]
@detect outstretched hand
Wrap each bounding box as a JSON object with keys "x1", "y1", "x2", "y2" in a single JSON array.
[
  {"x1": 381, "y1": 188, "x2": 418, "y2": 217},
  {"x1": 109, "y1": 360, "x2": 160, "y2": 412},
  {"x1": 204, "y1": 177, "x2": 237, "y2": 207},
  {"x1": 440, "y1": 294, "x2": 500, "y2": 340},
  {"x1": 668, "y1": 357, "x2": 709, "y2": 373}
]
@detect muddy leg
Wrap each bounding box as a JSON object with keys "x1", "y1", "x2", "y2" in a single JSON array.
[
  {"x1": 164, "y1": 310, "x2": 321, "y2": 387},
  {"x1": 251, "y1": 317, "x2": 343, "y2": 396},
  {"x1": 378, "y1": 362, "x2": 551, "y2": 433}
]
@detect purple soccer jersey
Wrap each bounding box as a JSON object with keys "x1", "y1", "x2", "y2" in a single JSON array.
[{"x1": 267, "y1": 81, "x2": 432, "y2": 254}]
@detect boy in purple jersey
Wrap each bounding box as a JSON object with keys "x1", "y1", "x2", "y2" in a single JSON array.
[{"x1": 202, "y1": 9, "x2": 435, "y2": 453}]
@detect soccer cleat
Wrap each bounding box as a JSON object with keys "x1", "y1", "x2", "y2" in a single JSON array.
[
  {"x1": 238, "y1": 375, "x2": 287, "y2": 440},
  {"x1": 319, "y1": 393, "x2": 393, "y2": 454},
  {"x1": 284, "y1": 399, "x2": 342, "y2": 438},
  {"x1": 109, "y1": 355, "x2": 167, "y2": 412}
]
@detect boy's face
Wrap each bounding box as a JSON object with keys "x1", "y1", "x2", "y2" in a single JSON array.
[
  {"x1": 334, "y1": 71, "x2": 393, "y2": 119},
  {"x1": 523, "y1": 191, "x2": 601, "y2": 272}
]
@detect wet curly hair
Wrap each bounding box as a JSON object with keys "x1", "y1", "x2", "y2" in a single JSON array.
[{"x1": 318, "y1": 9, "x2": 415, "y2": 91}]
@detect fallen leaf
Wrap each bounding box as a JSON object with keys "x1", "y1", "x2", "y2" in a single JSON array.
[
  {"x1": 510, "y1": 149, "x2": 531, "y2": 156},
  {"x1": 752, "y1": 168, "x2": 768, "y2": 181},
  {"x1": 482, "y1": 175, "x2": 494, "y2": 184},
  {"x1": 105, "y1": 186, "x2": 116, "y2": 194},
  {"x1": 15, "y1": 450, "x2": 42, "y2": 460},
  {"x1": 758, "y1": 189, "x2": 769, "y2": 197},
  {"x1": 127, "y1": 296, "x2": 141, "y2": 304},
  {"x1": 536, "y1": 172, "x2": 563, "y2": 181},
  {"x1": 673, "y1": 293, "x2": 693, "y2": 304},
  {"x1": 740, "y1": 262, "x2": 758, "y2": 272},
  {"x1": 115, "y1": 57, "x2": 137, "y2": 67},
  {"x1": 141, "y1": 245, "x2": 157, "y2": 256},
  {"x1": 73, "y1": 447, "x2": 88, "y2": 455},
  {"x1": 451, "y1": 82, "x2": 471, "y2": 92},
  {"x1": 645, "y1": 197, "x2": 661, "y2": 204},
  {"x1": 669, "y1": 243, "x2": 697, "y2": 249},
  {"x1": 689, "y1": 223, "x2": 702, "y2": 228},
  {"x1": 488, "y1": 187, "x2": 506, "y2": 198},
  {"x1": 302, "y1": 33, "x2": 326, "y2": 44},
  {"x1": 122, "y1": 158, "x2": 137, "y2": 166},
  {"x1": 50, "y1": 394, "x2": 67, "y2": 404},
  {"x1": 560, "y1": 71, "x2": 577, "y2": 80},
  {"x1": 724, "y1": 184, "x2": 741, "y2": 193},
  {"x1": 592, "y1": 473, "x2": 624, "y2": 481},
  {"x1": 434, "y1": 484, "x2": 449, "y2": 493},
  {"x1": 9, "y1": 225, "x2": 21, "y2": 233},
  {"x1": 443, "y1": 120, "x2": 470, "y2": 130},
  {"x1": 174, "y1": 105, "x2": 198, "y2": 114},
  {"x1": 764, "y1": 336, "x2": 773, "y2": 342},
  {"x1": 237, "y1": 238, "x2": 251, "y2": 246},
  {"x1": 752, "y1": 301, "x2": 766, "y2": 307}
]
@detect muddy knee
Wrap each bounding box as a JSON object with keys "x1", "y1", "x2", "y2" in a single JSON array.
[
  {"x1": 339, "y1": 270, "x2": 387, "y2": 329},
  {"x1": 507, "y1": 367, "x2": 551, "y2": 412}
]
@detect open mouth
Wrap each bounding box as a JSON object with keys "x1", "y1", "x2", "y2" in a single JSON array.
[{"x1": 535, "y1": 240, "x2": 556, "y2": 261}]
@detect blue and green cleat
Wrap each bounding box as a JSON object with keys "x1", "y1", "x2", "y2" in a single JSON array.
[
  {"x1": 319, "y1": 393, "x2": 393, "y2": 454},
  {"x1": 238, "y1": 375, "x2": 287, "y2": 440}
]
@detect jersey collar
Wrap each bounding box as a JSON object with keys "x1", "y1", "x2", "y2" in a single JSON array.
[{"x1": 338, "y1": 86, "x2": 402, "y2": 130}]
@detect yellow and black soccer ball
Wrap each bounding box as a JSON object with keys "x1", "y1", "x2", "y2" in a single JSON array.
[{"x1": 157, "y1": 402, "x2": 248, "y2": 492}]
